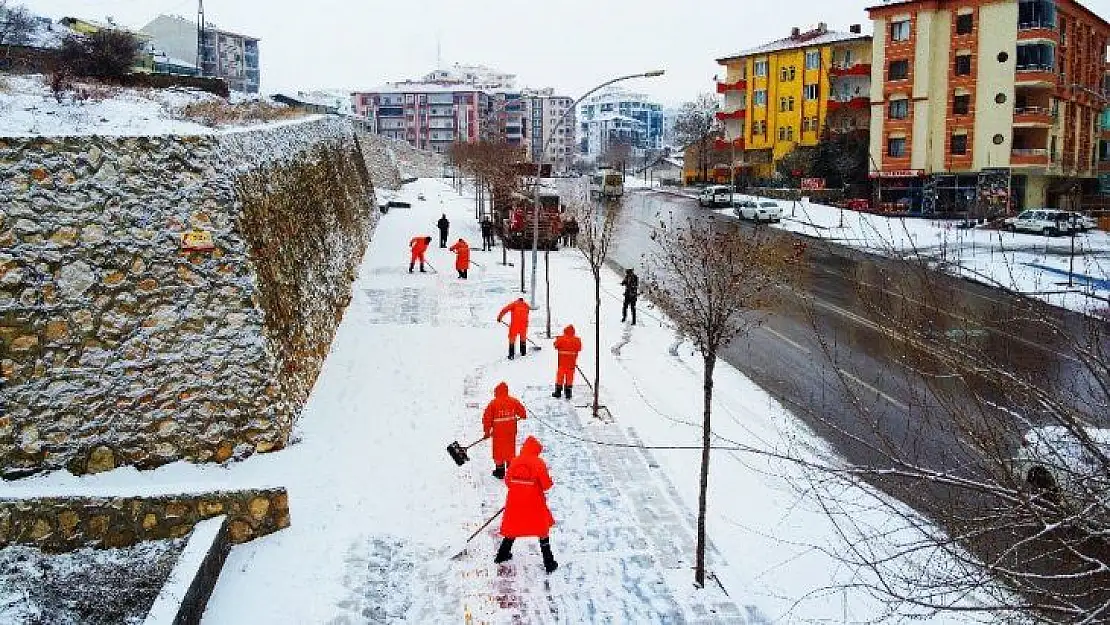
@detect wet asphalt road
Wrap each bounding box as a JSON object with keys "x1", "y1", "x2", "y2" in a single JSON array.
[{"x1": 602, "y1": 189, "x2": 1107, "y2": 479}]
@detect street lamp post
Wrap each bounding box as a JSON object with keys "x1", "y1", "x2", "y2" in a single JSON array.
[{"x1": 528, "y1": 70, "x2": 665, "y2": 310}]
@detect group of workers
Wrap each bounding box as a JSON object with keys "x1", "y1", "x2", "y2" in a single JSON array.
[{"x1": 404, "y1": 204, "x2": 644, "y2": 574}]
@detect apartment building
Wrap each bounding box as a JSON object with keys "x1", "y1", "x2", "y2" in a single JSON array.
[
  {"x1": 523, "y1": 90, "x2": 576, "y2": 170},
  {"x1": 577, "y1": 87, "x2": 664, "y2": 161},
  {"x1": 867, "y1": 0, "x2": 1109, "y2": 213},
  {"x1": 141, "y1": 15, "x2": 260, "y2": 93},
  {"x1": 1100, "y1": 64, "x2": 1110, "y2": 194},
  {"x1": 351, "y1": 84, "x2": 492, "y2": 153},
  {"x1": 716, "y1": 23, "x2": 873, "y2": 179}
]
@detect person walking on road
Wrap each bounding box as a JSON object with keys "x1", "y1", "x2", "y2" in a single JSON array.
[
  {"x1": 497, "y1": 297, "x2": 531, "y2": 360},
  {"x1": 437, "y1": 214, "x2": 450, "y2": 248},
  {"x1": 482, "y1": 382, "x2": 527, "y2": 479},
  {"x1": 495, "y1": 435, "x2": 558, "y2": 574},
  {"x1": 448, "y1": 238, "x2": 470, "y2": 279},
  {"x1": 552, "y1": 325, "x2": 581, "y2": 399},
  {"x1": 481, "y1": 216, "x2": 495, "y2": 251},
  {"x1": 409, "y1": 235, "x2": 431, "y2": 273},
  {"x1": 621, "y1": 268, "x2": 639, "y2": 325}
]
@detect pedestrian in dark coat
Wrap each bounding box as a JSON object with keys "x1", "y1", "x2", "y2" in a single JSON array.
[
  {"x1": 437, "y1": 214, "x2": 450, "y2": 248},
  {"x1": 481, "y1": 216, "x2": 495, "y2": 251},
  {"x1": 495, "y1": 435, "x2": 558, "y2": 573},
  {"x1": 567, "y1": 217, "x2": 579, "y2": 247},
  {"x1": 620, "y1": 268, "x2": 639, "y2": 325}
]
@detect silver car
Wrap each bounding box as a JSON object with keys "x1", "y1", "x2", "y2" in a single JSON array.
[{"x1": 738, "y1": 200, "x2": 783, "y2": 223}]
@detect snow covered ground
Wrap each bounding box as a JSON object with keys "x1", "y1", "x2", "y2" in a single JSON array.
[
  {"x1": 8, "y1": 179, "x2": 988, "y2": 623},
  {"x1": 0, "y1": 75, "x2": 307, "y2": 137},
  {"x1": 688, "y1": 192, "x2": 1110, "y2": 317}
]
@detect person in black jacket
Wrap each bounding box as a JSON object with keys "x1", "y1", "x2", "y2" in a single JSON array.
[
  {"x1": 481, "y1": 215, "x2": 495, "y2": 251},
  {"x1": 437, "y1": 214, "x2": 450, "y2": 248},
  {"x1": 620, "y1": 269, "x2": 639, "y2": 325},
  {"x1": 566, "y1": 217, "x2": 579, "y2": 247}
]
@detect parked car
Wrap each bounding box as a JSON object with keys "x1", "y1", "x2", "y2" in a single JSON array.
[
  {"x1": 738, "y1": 200, "x2": 783, "y2": 223},
  {"x1": 733, "y1": 199, "x2": 758, "y2": 219},
  {"x1": 1003, "y1": 209, "x2": 1077, "y2": 236},
  {"x1": 845, "y1": 198, "x2": 870, "y2": 212},
  {"x1": 1015, "y1": 426, "x2": 1110, "y2": 501},
  {"x1": 698, "y1": 185, "x2": 733, "y2": 208}
]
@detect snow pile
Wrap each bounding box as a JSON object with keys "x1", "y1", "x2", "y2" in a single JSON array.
[
  {"x1": 0, "y1": 539, "x2": 182, "y2": 624},
  {"x1": 0, "y1": 75, "x2": 308, "y2": 137}
]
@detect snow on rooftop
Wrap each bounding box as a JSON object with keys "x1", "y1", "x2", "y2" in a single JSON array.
[{"x1": 718, "y1": 28, "x2": 872, "y2": 61}]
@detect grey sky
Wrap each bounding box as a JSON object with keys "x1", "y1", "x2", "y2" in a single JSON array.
[{"x1": 24, "y1": 0, "x2": 879, "y2": 106}]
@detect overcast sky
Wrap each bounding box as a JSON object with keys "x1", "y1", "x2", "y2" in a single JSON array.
[{"x1": 24, "y1": 0, "x2": 880, "y2": 106}]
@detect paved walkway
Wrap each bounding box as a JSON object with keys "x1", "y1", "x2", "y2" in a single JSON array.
[{"x1": 320, "y1": 181, "x2": 745, "y2": 623}]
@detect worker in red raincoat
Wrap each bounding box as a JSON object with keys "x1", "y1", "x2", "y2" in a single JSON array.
[
  {"x1": 552, "y1": 325, "x2": 581, "y2": 399},
  {"x1": 448, "y1": 238, "x2": 470, "y2": 279},
  {"x1": 409, "y1": 235, "x2": 431, "y2": 273},
  {"x1": 495, "y1": 435, "x2": 558, "y2": 573},
  {"x1": 482, "y1": 381, "x2": 526, "y2": 479},
  {"x1": 497, "y1": 297, "x2": 530, "y2": 360}
]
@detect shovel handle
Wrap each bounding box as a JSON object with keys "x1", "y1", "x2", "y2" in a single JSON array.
[{"x1": 465, "y1": 435, "x2": 490, "y2": 450}]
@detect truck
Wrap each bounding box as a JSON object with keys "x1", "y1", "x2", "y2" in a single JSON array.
[
  {"x1": 589, "y1": 168, "x2": 624, "y2": 201},
  {"x1": 492, "y1": 188, "x2": 563, "y2": 250}
]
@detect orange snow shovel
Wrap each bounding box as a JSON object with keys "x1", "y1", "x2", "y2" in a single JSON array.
[{"x1": 446, "y1": 436, "x2": 489, "y2": 466}]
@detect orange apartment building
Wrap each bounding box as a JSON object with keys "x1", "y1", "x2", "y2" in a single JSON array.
[{"x1": 867, "y1": 0, "x2": 1109, "y2": 214}]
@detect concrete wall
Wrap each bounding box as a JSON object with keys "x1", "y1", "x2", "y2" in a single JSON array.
[
  {"x1": 974, "y1": 2, "x2": 1019, "y2": 170},
  {"x1": 0, "y1": 117, "x2": 376, "y2": 478}
]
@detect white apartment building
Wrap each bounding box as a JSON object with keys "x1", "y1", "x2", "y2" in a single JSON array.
[
  {"x1": 577, "y1": 87, "x2": 665, "y2": 161},
  {"x1": 524, "y1": 89, "x2": 576, "y2": 171},
  {"x1": 141, "y1": 14, "x2": 260, "y2": 93}
]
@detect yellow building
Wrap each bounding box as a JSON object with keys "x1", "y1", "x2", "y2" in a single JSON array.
[{"x1": 715, "y1": 23, "x2": 873, "y2": 179}]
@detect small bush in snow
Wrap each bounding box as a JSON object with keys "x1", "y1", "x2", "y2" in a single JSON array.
[{"x1": 58, "y1": 30, "x2": 139, "y2": 81}]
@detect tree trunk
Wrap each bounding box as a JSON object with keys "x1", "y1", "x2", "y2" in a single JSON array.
[
  {"x1": 694, "y1": 353, "x2": 716, "y2": 589},
  {"x1": 545, "y1": 250, "x2": 552, "y2": 339},
  {"x1": 593, "y1": 271, "x2": 601, "y2": 419}
]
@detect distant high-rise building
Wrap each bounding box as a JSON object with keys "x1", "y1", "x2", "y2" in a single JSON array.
[
  {"x1": 141, "y1": 14, "x2": 260, "y2": 93},
  {"x1": 577, "y1": 87, "x2": 664, "y2": 161},
  {"x1": 523, "y1": 89, "x2": 576, "y2": 171}
]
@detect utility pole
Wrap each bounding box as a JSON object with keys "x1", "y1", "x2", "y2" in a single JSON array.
[{"x1": 196, "y1": 0, "x2": 205, "y2": 77}]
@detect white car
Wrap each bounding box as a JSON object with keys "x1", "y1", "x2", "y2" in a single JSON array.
[
  {"x1": 1063, "y1": 211, "x2": 1097, "y2": 233},
  {"x1": 698, "y1": 185, "x2": 733, "y2": 208},
  {"x1": 1003, "y1": 209, "x2": 1077, "y2": 236},
  {"x1": 738, "y1": 200, "x2": 783, "y2": 223},
  {"x1": 1015, "y1": 426, "x2": 1110, "y2": 498}
]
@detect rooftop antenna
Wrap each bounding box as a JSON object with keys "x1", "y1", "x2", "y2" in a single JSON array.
[{"x1": 196, "y1": 0, "x2": 205, "y2": 77}]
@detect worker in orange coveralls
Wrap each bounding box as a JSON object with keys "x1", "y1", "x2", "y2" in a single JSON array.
[
  {"x1": 409, "y1": 235, "x2": 432, "y2": 273},
  {"x1": 551, "y1": 325, "x2": 581, "y2": 400},
  {"x1": 482, "y1": 381, "x2": 527, "y2": 479},
  {"x1": 448, "y1": 238, "x2": 470, "y2": 279},
  {"x1": 494, "y1": 435, "x2": 558, "y2": 573},
  {"x1": 497, "y1": 297, "x2": 530, "y2": 360}
]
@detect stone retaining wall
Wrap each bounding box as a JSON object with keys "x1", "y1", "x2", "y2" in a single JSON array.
[
  {"x1": 0, "y1": 117, "x2": 376, "y2": 477},
  {"x1": 0, "y1": 488, "x2": 287, "y2": 552}
]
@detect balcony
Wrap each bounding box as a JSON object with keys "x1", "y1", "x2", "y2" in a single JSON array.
[
  {"x1": 715, "y1": 108, "x2": 747, "y2": 121},
  {"x1": 716, "y1": 79, "x2": 747, "y2": 93},
  {"x1": 827, "y1": 96, "x2": 869, "y2": 111},
  {"x1": 1011, "y1": 148, "x2": 1050, "y2": 166},
  {"x1": 829, "y1": 63, "x2": 872, "y2": 78},
  {"x1": 1013, "y1": 105, "x2": 1054, "y2": 126},
  {"x1": 712, "y1": 138, "x2": 745, "y2": 151},
  {"x1": 1015, "y1": 67, "x2": 1057, "y2": 87}
]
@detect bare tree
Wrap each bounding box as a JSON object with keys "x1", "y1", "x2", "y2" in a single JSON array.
[
  {"x1": 0, "y1": 1, "x2": 34, "y2": 49},
  {"x1": 59, "y1": 30, "x2": 139, "y2": 80},
  {"x1": 787, "y1": 230, "x2": 1110, "y2": 622},
  {"x1": 674, "y1": 93, "x2": 720, "y2": 184},
  {"x1": 571, "y1": 194, "x2": 621, "y2": 420},
  {"x1": 644, "y1": 218, "x2": 800, "y2": 588}
]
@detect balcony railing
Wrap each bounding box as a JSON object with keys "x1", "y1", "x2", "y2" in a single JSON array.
[
  {"x1": 715, "y1": 108, "x2": 747, "y2": 121},
  {"x1": 827, "y1": 96, "x2": 869, "y2": 111},
  {"x1": 1013, "y1": 106, "x2": 1054, "y2": 125},
  {"x1": 716, "y1": 79, "x2": 747, "y2": 94},
  {"x1": 1011, "y1": 148, "x2": 1050, "y2": 165},
  {"x1": 829, "y1": 63, "x2": 872, "y2": 78}
]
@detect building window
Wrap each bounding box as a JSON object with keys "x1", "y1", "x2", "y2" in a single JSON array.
[
  {"x1": 779, "y1": 96, "x2": 795, "y2": 112},
  {"x1": 891, "y1": 20, "x2": 911, "y2": 41},
  {"x1": 889, "y1": 59, "x2": 910, "y2": 80},
  {"x1": 889, "y1": 99, "x2": 909, "y2": 119},
  {"x1": 843, "y1": 49, "x2": 854, "y2": 66},
  {"x1": 956, "y1": 13, "x2": 974, "y2": 35},
  {"x1": 804, "y1": 84, "x2": 819, "y2": 100},
  {"x1": 951, "y1": 134, "x2": 968, "y2": 155},
  {"x1": 754, "y1": 90, "x2": 768, "y2": 106},
  {"x1": 1016, "y1": 42, "x2": 1055, "y2": 71},
  {"x1": 955, "y1": 54, "x2": 972, "y2": 76},
  {"x1": 953, "y1": 94, "x2": 971, "y2": 114},
  {"x1": 754, "y1": 60, "x2": 768, "y2": 76},
  {"x1": 805, "y1": 50, "x2": 820, "y2": 70},
  {"x1": 888, "y1": 136, "x2": 907, "y2": 157},
  {"x1": 778, "y1": 126, "x2": 795, "y2": 141}
]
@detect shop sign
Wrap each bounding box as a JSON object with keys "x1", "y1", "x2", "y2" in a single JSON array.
[{"x1": 869, "y1": 169, "x2": 925, "y2": 179}]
